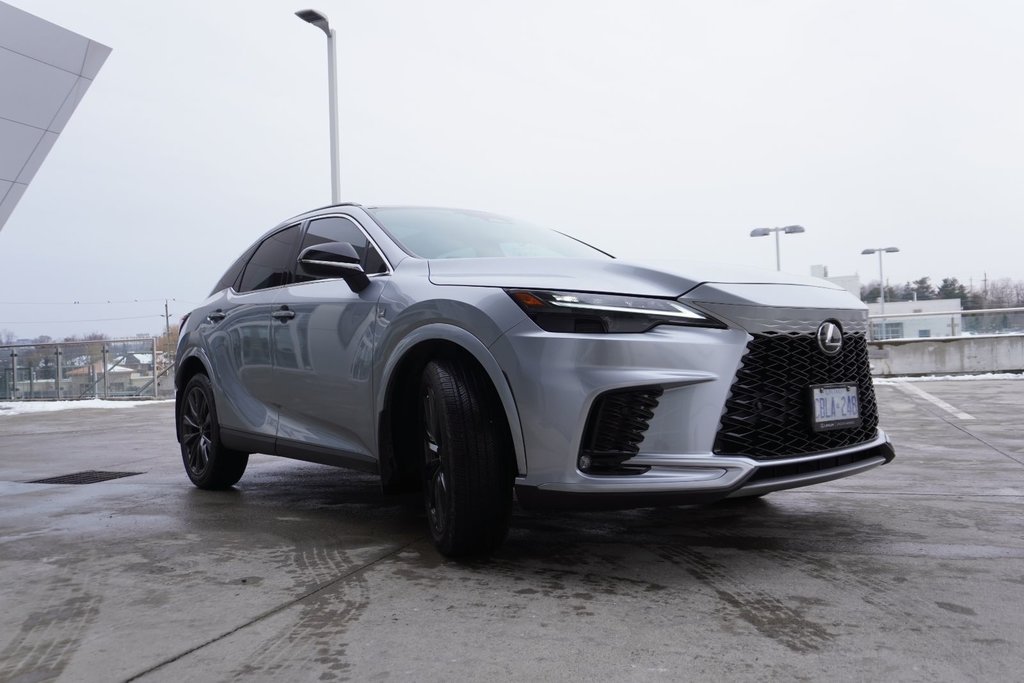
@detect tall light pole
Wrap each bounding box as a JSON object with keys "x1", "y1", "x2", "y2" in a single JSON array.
[
  {"x1": 861, "y1": 247, "x2": 900, "y2": 315},
  {"x1": 862, "y1": 246, "x2": 900, "y2": 340},
  {"x1": 749, "y1": 225, "x2": 805, "y2": 271},
  {"x1": 296, "y1": 9, "x2": 340, "y2": 204}
]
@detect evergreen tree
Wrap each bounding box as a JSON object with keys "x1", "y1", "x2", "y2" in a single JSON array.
[
  {"x1": 911, "y1": 277, "x2": 936, "y2": 300},
  {"x1": 937, "y1": 277, "x2": 968, "y2": 301}
]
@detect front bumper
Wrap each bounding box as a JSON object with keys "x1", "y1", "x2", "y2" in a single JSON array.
[
  {"x1": 515, "y1": 431, "x2": 895, "y2": 510},
  {"x1": 490, "y1": 299, "x2": 890, "y2": 510}
]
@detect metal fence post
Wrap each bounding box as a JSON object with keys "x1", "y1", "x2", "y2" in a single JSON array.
[
  {"x1": 9, "y1": 349, "x2": 16, "y2": 400},
  {"x1": 54, "y1": 346, "x2": 62, "y2": 400},
  {"x1": 152, "y1": 337, "x2": 158, "y2": 398},
  {"x1": 102, "y1": 345, "x2": 108, "y2": 399}
]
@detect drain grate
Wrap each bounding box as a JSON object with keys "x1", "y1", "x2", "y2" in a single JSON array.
[{"x1": 28, "y1": 470, "x2": 144, "y2": 485}]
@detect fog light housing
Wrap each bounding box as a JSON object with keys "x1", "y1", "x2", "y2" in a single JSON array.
[{"x1": 578, "y1": 454, "x2": 593, "y2": 472}]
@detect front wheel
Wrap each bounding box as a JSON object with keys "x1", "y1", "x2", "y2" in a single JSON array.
[
  {"x1": 420, "y1": 359, "x2": 514, "y2": 557},
  {"x1": 178, "y1": 373, "x2": 248, "y2": 489}
]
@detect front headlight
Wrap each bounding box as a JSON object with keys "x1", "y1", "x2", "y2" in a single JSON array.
[{"x1": 506, "y1": 289, "x2": 726, "y2": 333}]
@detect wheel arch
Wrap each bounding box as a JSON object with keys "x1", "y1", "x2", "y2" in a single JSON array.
[
  {"x1": 174, "y1": 352, "x2": 211, "y2": 444},
  {"x1": 376, "y1": 324, "x2": 526, "y2": 492}
]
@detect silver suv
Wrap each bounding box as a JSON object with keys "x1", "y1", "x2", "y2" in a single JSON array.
[{"x1": 175, "y1": 205, "x2": 894, "y2": 556}]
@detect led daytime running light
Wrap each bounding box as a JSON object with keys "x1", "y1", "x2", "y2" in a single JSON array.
[
  {"x1": 546, "y1": 299, "x2": 705, "y2": 320},
  {"x1": 506, "y1": 289, "x2": 723, "y2": 333}
]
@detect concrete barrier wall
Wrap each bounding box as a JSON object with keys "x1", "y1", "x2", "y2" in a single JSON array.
[{"x1": 868, "y1": 334, "x2": 1024, "y2": 376}]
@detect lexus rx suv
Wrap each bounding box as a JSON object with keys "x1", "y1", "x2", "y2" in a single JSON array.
[{"x1": 175, "y1": 204, "x2": 894, "y2": 556}]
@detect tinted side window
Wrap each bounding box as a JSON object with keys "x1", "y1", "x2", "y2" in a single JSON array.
[
  {"x1": 238, "y1": 225, "x2": 300, "y2": 292},
  {"x1": 210, "y1": 244, "x2": 256, "y2": 295},
  {"x1": 296, "y1": 216, "x2": 387, "y2": 283}
]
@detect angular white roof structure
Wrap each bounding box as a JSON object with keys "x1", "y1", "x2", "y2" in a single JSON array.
[{"x1": 0, "y1": 1, "x2": 111, "y2": 231}]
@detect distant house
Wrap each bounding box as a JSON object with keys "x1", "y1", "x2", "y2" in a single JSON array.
[
  {"x1": 115, "y1": 353, "x2": 154, "y2": 373},
  {"x1": 65, "y1": 362, "x2": 135, "y2": 396}
]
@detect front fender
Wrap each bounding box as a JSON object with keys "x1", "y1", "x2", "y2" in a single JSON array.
[{"x1": 377, "y1": 322, "x2": 528, "y2": 476}]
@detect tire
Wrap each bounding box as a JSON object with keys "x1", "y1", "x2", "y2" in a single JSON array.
[
  {"x1": 419, "y1": 359, "x2": 514, "y2": 557},
  {"x1": 178, "y1": 373, "x2": 249, "y2": 490}
]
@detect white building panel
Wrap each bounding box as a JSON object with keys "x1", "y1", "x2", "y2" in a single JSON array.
[
  {"x1": 0, "y1": 118, "x2": 44, "y2": 179},
  {"x1": 16, "y1": 130, "x2": 59, "y2": 185},
  {"x1": 0, "y1": 2, "x2": 91, "y2": 72},
  {"x1": 0, "y1": 182, "x2": 27, "y2": 226},
  {"x1": 0, "y1": 47, "x2": 79, "y2": 127},
  {"x1": 0, "y1": 0, "x2": 111, "y2": 233}
]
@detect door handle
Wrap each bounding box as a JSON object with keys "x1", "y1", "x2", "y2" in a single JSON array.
[
  {"x1": 207, "y1": 310, "x2": 226, "y2": 323},
  {"x1": 272, "y1": 306, "x2": 295, "y2": 322}
]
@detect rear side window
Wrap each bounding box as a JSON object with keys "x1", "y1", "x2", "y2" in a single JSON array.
[
  {"x1": 238, "y1": 225, "x2": 301, "y2": 292},
  {"x1": 210, "y1": 245, "x2": 256, "y2": 295},
  {"x1": 295, "y1": 216, "x2": 387, "y2": 283}
]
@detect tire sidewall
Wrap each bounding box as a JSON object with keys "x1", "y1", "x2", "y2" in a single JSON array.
[
  {"x1": 420, "y1": 366, "x2": 457, "y2": 550},
  {"x1": 419, "y1": 359, "x2": 513, "y2": 556},
  {"x1": 179, "y1": 373, "x2": 233, "y2": 489}
]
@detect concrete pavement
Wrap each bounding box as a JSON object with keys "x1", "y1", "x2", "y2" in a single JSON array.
[{"x1": 1, "y1": 380, "x2": 1022, "y2": 681}]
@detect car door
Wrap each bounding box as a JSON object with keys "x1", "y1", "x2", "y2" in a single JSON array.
[
  {"x1": 205, "y1": 224, "x2": 301, "y2": 445},
  {"x1": 271, "y1": 214, "x2": 390, "y2": 468}
]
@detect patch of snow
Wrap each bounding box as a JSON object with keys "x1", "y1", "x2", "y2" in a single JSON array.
[
  {"x1": 874, "y1": 372, "x2": 1024, "y2": 385},
  {"x1": 0, "y1": 399, "x2": 173, "y2": 416}
]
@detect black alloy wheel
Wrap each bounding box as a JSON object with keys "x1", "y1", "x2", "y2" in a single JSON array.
[
  {"x1": 178, "y1": 373, "x2": 248, "y2": 489},
  {"x1": 419, "y1": 359, "x2": 513, "y2": 557},
  {"x1": 422, "y1": 383, "x2": 450, "y2": 538}
]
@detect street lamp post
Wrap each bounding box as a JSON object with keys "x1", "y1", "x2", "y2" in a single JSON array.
[
  {"x1": 749, "y1": 225, "x2": 805, "y2": 271},
  {"x1": 861, "y1": 246, "x2": 900, "y2": 339},
  {"x1": 296, "y1": 9, "x2": 340, "y2": 204}
]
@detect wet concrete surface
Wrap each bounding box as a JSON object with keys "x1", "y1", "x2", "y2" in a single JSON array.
[{"x1": 0, "y1": 380, "x2": 1022, "y2": 681}]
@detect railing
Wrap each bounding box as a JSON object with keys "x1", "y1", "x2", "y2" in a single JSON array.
[
  {"x1": 866, "y1": 306, "x2": 1024, "y2": 342},
  {"x1": 0, "y1": 338, "x2": 174, "y2": 401}
]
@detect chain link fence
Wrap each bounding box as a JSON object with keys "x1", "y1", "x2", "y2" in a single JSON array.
[{"x1": 0, "y1": 338, "x2": 175, "y2": 401}]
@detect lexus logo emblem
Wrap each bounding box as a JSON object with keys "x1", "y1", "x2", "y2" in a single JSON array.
[{"x1": 817, "y1": 321, "x2": 843, "y2": 355}]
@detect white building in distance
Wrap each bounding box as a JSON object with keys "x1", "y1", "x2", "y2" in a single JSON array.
[
  {"x1": 867, "y1": 299, "x2": 964, "y2": 340},
  {"x1": 810, "y1": 264, "x2": 861, "y2": 298}
]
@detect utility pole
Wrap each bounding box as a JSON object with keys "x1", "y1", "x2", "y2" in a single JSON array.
[{"x1": 164, "y1": 299, "x2": 171, "y2": 357}]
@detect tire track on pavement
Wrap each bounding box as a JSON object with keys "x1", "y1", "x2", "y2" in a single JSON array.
[{"x1": 126, "y1": 536, "x2": 422, "y2": 682}]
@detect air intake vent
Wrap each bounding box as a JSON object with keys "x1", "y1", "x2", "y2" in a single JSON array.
[
  {"x1": 714, "y1": 332, "x2": 878, "y2": 459},
  {"x1": 580, "y1": 387, "x2": 663, "y2": 474}
]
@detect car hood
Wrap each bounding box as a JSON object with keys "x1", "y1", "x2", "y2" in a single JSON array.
[{"x1": 427, "y1": 257, "x2": 844, "y2": 298}]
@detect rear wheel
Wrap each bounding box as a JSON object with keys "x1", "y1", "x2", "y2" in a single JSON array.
[
  {"x1": 179, "y1": 373, "x2": 248, "y2": 489},
  {"x1": 420, "y1": 359, "x2": 513, "y2": 557}
]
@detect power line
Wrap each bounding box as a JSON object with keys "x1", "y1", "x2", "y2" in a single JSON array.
[
  {"x1": 1, "y1": 315, "x2": 163, "y2": 325},
  {"x1": 0, "y1": 298, "x2": 197, "y2": 305}
]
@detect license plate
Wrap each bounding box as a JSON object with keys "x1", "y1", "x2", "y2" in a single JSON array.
[{"x1": 809, "y1": 383, "x2": 861, "y2": 432}]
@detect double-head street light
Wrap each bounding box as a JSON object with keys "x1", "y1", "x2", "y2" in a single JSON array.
[
  {"x1": 296, "y1": 9, "x2": 340, "y2": 204},
  {"x1": 750, "y1": 225, "x2": 805, "y2": 271},
  {"x1": 861, "y1": 247, "x2": 900, "y2": 315}
]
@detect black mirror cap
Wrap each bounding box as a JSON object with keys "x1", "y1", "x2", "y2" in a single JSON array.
[{"x1": 297, "y1": 242, "x2": 370, "y2": 293}]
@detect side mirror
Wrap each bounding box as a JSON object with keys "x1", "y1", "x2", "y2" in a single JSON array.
[{"x1": 297, "y1": 242, "x2": 370, "y2": 292}]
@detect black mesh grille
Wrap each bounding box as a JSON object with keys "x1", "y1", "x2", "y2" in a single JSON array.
[
  {"x1": 714, "y1": 331, "x2": 878, "y2": 459},
  {"x1": 581, "y1": 388, "x2": 662, "y2": 472}
]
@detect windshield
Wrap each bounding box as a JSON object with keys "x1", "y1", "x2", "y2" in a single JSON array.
[{"x1": 366, "y1": 207, "x2": 612, "y2": 260}]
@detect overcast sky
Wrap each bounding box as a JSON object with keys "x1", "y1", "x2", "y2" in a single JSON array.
[{"x1": 2, "y1": 0, "x2": 1022, "y2": 340}]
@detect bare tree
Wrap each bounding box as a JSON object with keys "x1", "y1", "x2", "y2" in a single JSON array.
[{"x1": 987, "y1": 278, "x2": 1015, "y2": 308}]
